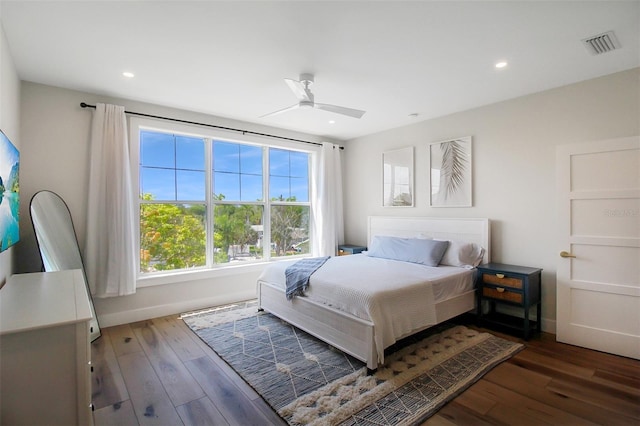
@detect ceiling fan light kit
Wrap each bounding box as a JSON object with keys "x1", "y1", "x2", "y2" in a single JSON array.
[{"x1": 262, "y1": 73, "x2": 366, "y2": 119}]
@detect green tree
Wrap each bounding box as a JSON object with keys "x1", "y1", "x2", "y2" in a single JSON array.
[
  {"x1": 140, "y1": 194, "x2": 206, "y2": 272},
  {"x1": 213, "y1": 194, "x2": 262, "y2": 262},
  {"x1": 271, "y1": 196, "x2": 308, "y2": 256}
]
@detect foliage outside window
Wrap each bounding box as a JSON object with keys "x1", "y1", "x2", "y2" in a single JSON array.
[{"x1": 138, "y1": 129, "x2": 311, "y2": 274}]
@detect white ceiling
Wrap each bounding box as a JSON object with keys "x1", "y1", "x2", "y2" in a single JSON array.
[{"x1": 2, "y1": 1, "x2": 639, "y2": 141}]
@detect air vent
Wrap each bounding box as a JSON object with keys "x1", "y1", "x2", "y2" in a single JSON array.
[{"x1": 582, "y1": 31, "x2": 621, "y2": 55}]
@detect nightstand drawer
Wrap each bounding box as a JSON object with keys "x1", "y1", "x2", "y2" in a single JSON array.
[
  {"x1": 482, "y1": 287, "x2": 523, "y2": 304},
  {"x1": 482, "y1": 273, "x2": 523, "y2": 289}
]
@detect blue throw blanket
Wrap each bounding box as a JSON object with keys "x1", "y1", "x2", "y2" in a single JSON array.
[{"x1": 285, "y1": 256, "x2": 331, "y2": 300}]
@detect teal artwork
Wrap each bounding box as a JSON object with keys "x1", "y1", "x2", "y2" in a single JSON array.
[{"x1": 0, "y1": 130, "x2": 19, "y2": 252}]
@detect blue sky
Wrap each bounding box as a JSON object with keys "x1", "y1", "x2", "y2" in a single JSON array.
[{"x1": 140, "y1": 131, "x2": 309, "y2": 202}]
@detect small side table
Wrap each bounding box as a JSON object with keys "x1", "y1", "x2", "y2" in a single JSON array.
[
  {"x1": 476, "y1": 263, "x2": 542, "y2": 339},
  {"x1": 338, "y1": 244, "x2": 367, "y2": 256}
]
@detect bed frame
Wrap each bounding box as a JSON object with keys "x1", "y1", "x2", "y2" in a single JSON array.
[{"x1": 257, "y1": 216, "x2": 491, "y2": 369}]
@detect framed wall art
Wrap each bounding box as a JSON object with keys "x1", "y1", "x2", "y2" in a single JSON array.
[
  {"x1": 429, "y1": 136, "x2": 472, "y2": 207},
  {"x1": 383, "y1": 146, "x2": 414, "y2": 207},
  {"x1": 0, "y1": 129, "x2": 20, "y2": 251}
]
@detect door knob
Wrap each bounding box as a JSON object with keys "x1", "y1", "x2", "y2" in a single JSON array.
[{"x1": 560, "y1": 251, "x2": 576, "y2": 258}]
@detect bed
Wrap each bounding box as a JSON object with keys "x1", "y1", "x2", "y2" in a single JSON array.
[{"x1": 257, "y1": 216, "x2": 490, "y2": 370}]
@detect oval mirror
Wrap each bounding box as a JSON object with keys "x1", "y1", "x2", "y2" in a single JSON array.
[{"x1": 30, "y1": 190, "x2": 101, "y2": 342}]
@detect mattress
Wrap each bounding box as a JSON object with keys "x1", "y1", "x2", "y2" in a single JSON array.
[{"x1": 257, "y1": 254, "x2": 475, "y2": 359}]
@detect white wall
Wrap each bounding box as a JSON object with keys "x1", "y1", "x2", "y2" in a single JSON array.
[
  {"x1": 17, "y1": 69, "x2": 640, "y2": 329},
  {"x1": 0, "y1": 21, "x2": 21, "y2": 285},
  {"x1": 18, "y1": 82, "x2": 330, "y2": 326},
  {"x1": 343, "y1": 68, "x2": 640, "y2": 333}
]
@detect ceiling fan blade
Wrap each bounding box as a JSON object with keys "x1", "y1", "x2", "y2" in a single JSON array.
[
  {"x1": 260, "y1": 103, "x2": 300, "y2": 118},
  {"x1": 315, "y1": 103, "x2": 366, "y2": 119},
  {"x1": 284, "y1": 78, "x2": 312, "y2": 102}
]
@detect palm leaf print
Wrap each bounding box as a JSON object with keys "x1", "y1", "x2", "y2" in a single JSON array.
[{"x1": 440, "y1": 139, "x2": 468, "y2": 199}]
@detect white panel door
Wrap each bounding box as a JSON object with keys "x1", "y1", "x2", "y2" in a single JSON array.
[{"x1": 557, "y1": 136, "x2": 640, "y2": 359}]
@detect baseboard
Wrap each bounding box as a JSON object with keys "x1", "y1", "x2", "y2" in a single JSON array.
[
  {"x1": 97, "y1": 290, "x2": 257, "y2": 327},
  {"x1": 541, "y1": 318, "x2": 556, "y2": 335}
]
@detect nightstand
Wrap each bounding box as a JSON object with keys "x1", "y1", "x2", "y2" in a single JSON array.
[
  {"x1": 337, "y1": 244, "x2": 367, "y2": 256},
  {"x1": 476, "y1": 263, "x2": 542, "y2": 339}
]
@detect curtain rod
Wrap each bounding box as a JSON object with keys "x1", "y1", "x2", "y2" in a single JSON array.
[{"x1": 80, "y1": 102, "x2": 343, "y2": 149}]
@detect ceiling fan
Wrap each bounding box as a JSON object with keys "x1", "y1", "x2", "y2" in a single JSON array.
[{"x1": 261, "y1": 73, "x2": 366, "y2": 119}]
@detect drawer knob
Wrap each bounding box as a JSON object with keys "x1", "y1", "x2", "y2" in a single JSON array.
[
  {"x1": 496, "y1": 287, "x2": 505, "y2": 293},
  {"x1": 495, "y1": 273, "x2": 505, "y2": 279}
]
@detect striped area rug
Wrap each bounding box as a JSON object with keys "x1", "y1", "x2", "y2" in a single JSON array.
[{"x1": 183, "y1": 301, "x2": 523, "y2": 426}]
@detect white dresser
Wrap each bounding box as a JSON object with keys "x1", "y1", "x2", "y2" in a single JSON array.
[{"x1": 0, "y1": 269, "x2": 94, "y2": 425}]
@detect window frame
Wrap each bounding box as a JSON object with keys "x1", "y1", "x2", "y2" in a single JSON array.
[{"x1": 129, "y1": 117, "x2": 318, "y2": 288}]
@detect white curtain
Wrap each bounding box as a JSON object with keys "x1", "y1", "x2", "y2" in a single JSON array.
[
  {"x1": 84, "y1": 103, "x2": 137, "y2": 297},
  {"x1": 312, "y1": 142, "x2": 345, "y2": 257}
]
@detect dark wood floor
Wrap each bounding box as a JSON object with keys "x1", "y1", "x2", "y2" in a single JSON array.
[{"x1": 92, "y1": 307, "x2": 640, "y2": 426}]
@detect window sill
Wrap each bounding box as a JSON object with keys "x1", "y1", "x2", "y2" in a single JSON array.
[{"x1": 136, "y1": 256, "x2": 307, "y2": 288}]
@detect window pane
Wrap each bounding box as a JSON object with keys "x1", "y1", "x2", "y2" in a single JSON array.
[
  {"x1": 213, "y1": 142, "x2": 264, "y2": 202},
  {"x1": 177, "y1": 170, "x2": 205, "y2": 201},
  {"x1": 269, "y1": 148, "x2": 289, "y2": 176},
  {"x1": 141, "y1": 131, "x2": 174, "y2": 168},
  {"x1": 214, "y1": 204, "x2": 263, "y2": 264},
  {"x1": 213, "y1": 141, "x2": 239, "y2": 173},
  {"x1": 290, "y1": 177, "x2": 309, "y2": 202},
  {"x1": 269, "y1": 176, "x2": 290, "y2": 200},
  {"x1": 214, "y1": 172, "x2": 240, "y2": 201},
  {"x1": 268, "y1": 149, "x2": 309, "y2": 202},
  {"x1": 240, "y1": 145, "x2": 262, "y2": 175},
  {"x1": 140, "y1": 203, "x2": 206, "y2": 273},
  {"x1": 141, "y1": 167, "x2": 175, "y2": 200},
  {"x1": 290, "y1": 151, "x2": 309, "y2": 178},
  {"x1": 176, "y1": 136, "x2": 205, "y2": 170},
  {"x1": 241, "y1": 174, "x2": 263, "y2": 202},
  {"x1": 271, "y1": 205, "x2": 310, "y2": 257}
]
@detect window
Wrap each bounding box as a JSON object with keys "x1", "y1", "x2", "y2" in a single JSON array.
[{"x1": 136, "y1": 125, "x2": 312, "y2": 276}]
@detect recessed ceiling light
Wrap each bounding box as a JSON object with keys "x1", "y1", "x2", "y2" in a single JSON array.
[
  {"x1": 328, "y1": 120, "x2": 336, "y2": 124},
  {"x1": 495, "y1": 61, "x2": 508, "y2": 69},
  {"x1": 122, "y1": 71, "x2": 135, "y2": 78}
]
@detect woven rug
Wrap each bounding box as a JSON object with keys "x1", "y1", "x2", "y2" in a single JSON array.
[{"x1": 183, "y1": 301, "x2": 523, "y2": 426}]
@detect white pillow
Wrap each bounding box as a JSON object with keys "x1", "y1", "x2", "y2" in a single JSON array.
[
  {"x1": 439, "y1": 241, "x2": 485, "y2": 268},
  {"x1": 366, "y1": 236, "x2": 449, "y2": 266}
]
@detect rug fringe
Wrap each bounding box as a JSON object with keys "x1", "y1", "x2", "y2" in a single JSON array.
[{"x1": 279, "y1": 326, "x2": 522, "y2": 426}]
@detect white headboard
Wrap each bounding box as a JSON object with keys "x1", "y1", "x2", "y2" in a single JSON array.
[{"x1": 367, "y1": 216, "x2": 491, "y2": 264}]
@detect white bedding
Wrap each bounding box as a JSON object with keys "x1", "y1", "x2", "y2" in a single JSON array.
[{"x1": 257, "y1": 254, "x2": 474, "y2": 361}]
